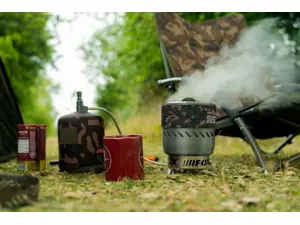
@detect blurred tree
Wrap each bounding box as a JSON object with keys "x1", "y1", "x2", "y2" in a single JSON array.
[
  {"x1": 0, "y1": 13, "x2": 59, "y2": 135},
  {"x1": 82, "y1": 12, "x2": 300, "y2": 122}
]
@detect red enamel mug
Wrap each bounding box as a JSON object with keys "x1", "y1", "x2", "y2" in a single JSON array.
[{"x1": 103, "y1": 134, "x2": 144, "y2": 181}]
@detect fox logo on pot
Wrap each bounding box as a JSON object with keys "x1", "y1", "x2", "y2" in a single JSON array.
[{"x1": 182, "y1": 158, "x2": 210, "y2": 167}]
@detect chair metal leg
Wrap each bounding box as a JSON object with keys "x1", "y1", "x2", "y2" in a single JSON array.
[
  {"x1": 233, "y1": 120, "x2": 300, "y2": 172},
  {"x1": 234, "y1": 117, "x2": 268, "y2": 172},
  {"x1": 272, "y1": 134, "x2": 297, "y2": 155},
  {"x1": 276, "y1": 153, "x2": 300, "y2": 171},
  {"x1": 286, "y1": 153, "x2": 300, "y2": 164},
  {"x1": 220, "y1": 107, "x2": 268, "y2": 172}
]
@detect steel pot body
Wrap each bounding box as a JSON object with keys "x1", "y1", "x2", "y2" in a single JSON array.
[{"x1": 161, "y1": 100, "x2": 216, "y2": 170}]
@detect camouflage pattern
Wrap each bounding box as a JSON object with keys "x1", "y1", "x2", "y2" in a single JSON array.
[
  {"x1": 155, "y1": 12, "x2": 247, "y2": 76},
  {"x1": 57, "y1": 112, "x2": 105, "y2": 173},
  {"x1": 155, "y1": 13, "x2": 276, "y2": 118},
  {"x1": 161, "y1": 101, "x2": 216, "y2": 129}
]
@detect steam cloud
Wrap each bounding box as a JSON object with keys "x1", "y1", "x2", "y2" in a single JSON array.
[{"x1": 169, "y1": 18, "x2": 300, "y2": 109}]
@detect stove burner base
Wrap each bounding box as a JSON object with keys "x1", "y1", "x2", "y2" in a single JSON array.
[{"x1": 167, "y1": 155, "x2": 211, "y2": 174}]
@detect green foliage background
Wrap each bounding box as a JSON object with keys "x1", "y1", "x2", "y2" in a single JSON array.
[
  {"x1": 82, "y1": 12, "x2": 300, "y2": 123},
  {"x1": 0, "y1": 12, "x2": 59, "y2": 135}
]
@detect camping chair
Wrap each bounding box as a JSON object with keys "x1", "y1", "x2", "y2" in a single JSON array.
[{"x1": 154, "y1": 12, "x2": 300, "y2": 173}]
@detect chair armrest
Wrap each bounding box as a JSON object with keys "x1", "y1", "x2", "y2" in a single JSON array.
[{"x1": 157, "y1": 77, "x2": 183, "y2": 86}]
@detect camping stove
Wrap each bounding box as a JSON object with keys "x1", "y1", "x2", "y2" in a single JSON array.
[{"x1": 161, "y1": 98, "x2": 216, "y2": 174}]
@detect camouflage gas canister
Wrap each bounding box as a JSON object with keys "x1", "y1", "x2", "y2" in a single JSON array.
[
  {"x1": 57, "y1": 111, "x2": 105, "y2": 173},
  {"x1": 55, "y1": 91, "x2": 126, "y2": 174},
  {"x1": 17, "y1": 124, "x2": 47, "y2": 171},
  {"x1": 161, "y1": 98, "x2": 216, "y2": 173}
]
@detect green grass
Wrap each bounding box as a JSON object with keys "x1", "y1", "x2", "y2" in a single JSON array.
[{"x1": 1, "y1": 108, "x2": 300, "y2": 212}]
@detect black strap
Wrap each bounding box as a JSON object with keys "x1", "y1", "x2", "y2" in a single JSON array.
[{"x1": 36, "y1": 127, "x2": 40, "y2": 171}]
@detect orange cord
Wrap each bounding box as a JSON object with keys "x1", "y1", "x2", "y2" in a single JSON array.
[{"x1": 144, "y1": 156, "x2": 159, "y2": 162}]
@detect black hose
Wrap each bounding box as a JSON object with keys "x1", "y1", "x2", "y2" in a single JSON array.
[{"x1": 88, "y1": 106, "x2": 122, "y2": 135}]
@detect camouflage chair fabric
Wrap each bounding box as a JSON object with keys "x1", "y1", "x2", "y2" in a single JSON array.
[{"x1": 155, "y1": 13, "x2": 275, "y2": 118}]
